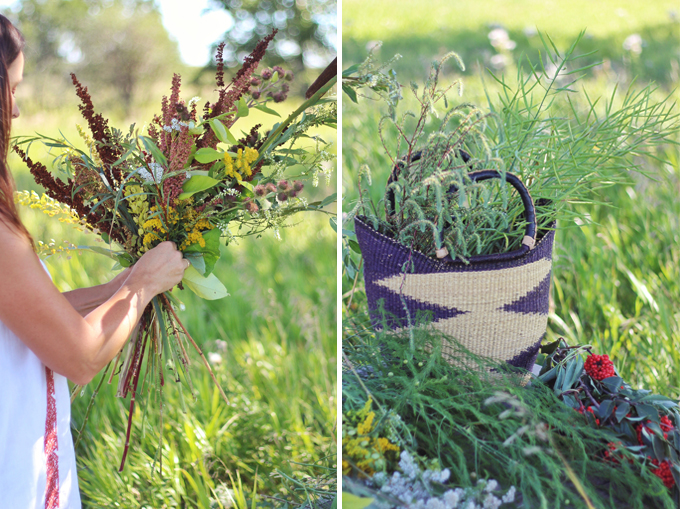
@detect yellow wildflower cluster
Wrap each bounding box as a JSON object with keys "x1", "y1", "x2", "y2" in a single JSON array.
[
  {"x1": 181, "y1": 217, "x2": 212, "y2": 250},
  {"x1": 124, "y1": 185, "x2": 151, "y2": 254},
  {"x1": 139, "y1": 204, "x2": 213, "y2": 252},
  {"x1": 15, "y1": 190, "x2": 82, "y2": 225},
  {"x1": 224, "y1": 147, "x2": 258, "y2": 181},
  {"x1": 35, "y1": 239, "x2": 78, "y2": 258},
  {"x1": 141, "y1": 206, "x2": 167, "y2": 249},
  {"x1": 342, "y1": 398, "x2": 400, "y2": 477},
  {"x1": 76, "y1": 124, "x2": 103, "y2": 167}
]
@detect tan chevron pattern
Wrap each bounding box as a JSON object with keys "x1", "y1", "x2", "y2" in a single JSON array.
[{"x1": 374, "y1": 258, "x2": 552, "y2": 362}]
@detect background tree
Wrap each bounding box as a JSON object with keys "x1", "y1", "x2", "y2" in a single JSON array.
[
  {"x1": 208, "y1": 0, "x2": 336, "y2": 72},
  {"x1": 6, "y1": 0, "x2": 181, "y2": 114}
]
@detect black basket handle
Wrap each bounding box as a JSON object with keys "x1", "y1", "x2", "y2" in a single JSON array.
[{"x1": 385, "y1": 151, "x2": 537, "y2": 258}]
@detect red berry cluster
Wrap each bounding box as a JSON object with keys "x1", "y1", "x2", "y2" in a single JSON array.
[
  {"x1": 603, "y1": 442, "x2": 621, "y2": 464},
  {"x1": 651, "y1": 459, "x2": 675, "y2": 488},
  {"x1": 584, "y1": 354, "x2": 616, "y2": 380},
  {"x1": 603, "y1": 441, "x2": 635, "y2": 465},
  {"x1": 637, "y1": 416, "x2": 675, "y2": 444},
  {"x1": 577, "y1": 406, "x2": 600, "y2": 425}
]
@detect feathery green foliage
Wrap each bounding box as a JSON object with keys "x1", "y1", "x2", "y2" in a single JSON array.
[
  {"x1": 343, "y1": 317, "x2": 677, "y2": 508},
  {"x1": 343, "y1": 32, "x2": 679, "y2": 263}
]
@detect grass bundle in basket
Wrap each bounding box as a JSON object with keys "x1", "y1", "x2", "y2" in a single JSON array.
[
  {"x1": 14, "y1": 30, "x2": 337, "y2": 470},
  {"x1": 343, "y1": 31, "x2": 678, "y2": 264}
]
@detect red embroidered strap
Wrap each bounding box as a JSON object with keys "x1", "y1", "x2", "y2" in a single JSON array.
[{"x1": 44, "y1": 367, "x2": 60, "y2": 509}]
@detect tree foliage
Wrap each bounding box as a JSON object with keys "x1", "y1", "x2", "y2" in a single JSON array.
[
  {"x1": 7, "y1": 0, "x2": 181, "y2": 113},
  {"x1": 209, "y1": 0, "x2": 336, "y2": 70}
]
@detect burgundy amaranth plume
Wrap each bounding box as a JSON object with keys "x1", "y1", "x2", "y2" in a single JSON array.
[
  {"x1": 70, "y1": 74, "x2": 123, "y2": 182},
  {"x1": 12, "y1": 145, "x2": 125, "y2": 245},
  {"x1": 197, "y1": 29, "x2": 278, "y2": 150}
]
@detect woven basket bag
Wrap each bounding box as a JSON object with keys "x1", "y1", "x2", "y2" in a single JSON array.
[{"x1": 355, "y1": 168, "x2": 555, "y2": 370}]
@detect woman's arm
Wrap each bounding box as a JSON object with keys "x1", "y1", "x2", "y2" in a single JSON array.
[
  {"x1": 0, "y1": 222, "x2": 187, "y2": 385},
  {"x1": 62, "y1": 268, "x2": 132, "y2": 317}
]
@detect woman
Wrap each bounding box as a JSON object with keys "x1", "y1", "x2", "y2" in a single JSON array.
[{"x1": 0, "y1": 15, "x2": 189, "y2": 508}]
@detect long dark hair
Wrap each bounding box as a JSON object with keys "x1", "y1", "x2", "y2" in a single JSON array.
[{"x1": 0, "y1": 14, "x2": 30, "y2": 242}]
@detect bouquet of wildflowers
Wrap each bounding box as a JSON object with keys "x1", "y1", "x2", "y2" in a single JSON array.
[{"x1": 13, "y1": 30, "x2": 336, "y2": 469}]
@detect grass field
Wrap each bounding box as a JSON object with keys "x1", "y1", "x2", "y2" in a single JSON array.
[
  {"x1": 342, "y1": 0, "x2": 680, "y2": 399},
  {"x1": 11, "y1": 86, "x2": 337, "y2": 507}
]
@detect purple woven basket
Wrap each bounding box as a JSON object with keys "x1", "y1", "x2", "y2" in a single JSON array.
[{"x1": 355, "y1": 170, "x2": 555, "y2": 370}]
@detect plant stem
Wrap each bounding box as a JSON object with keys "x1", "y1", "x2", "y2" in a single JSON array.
[
  {"x1": 257, "y1": 76, "x2": 337, "y2": 158},
  {"x1": 161, "y1": 294, "x2": 230, "y2": 405}
]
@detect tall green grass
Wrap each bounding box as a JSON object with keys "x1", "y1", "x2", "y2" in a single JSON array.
[{"x1": 11, "y1": 99, "x2": 337, "y2": 507}]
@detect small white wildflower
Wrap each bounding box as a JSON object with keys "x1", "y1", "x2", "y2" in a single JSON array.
[
  {"x1": 188, "y1": 96, "x2": 201, "y2": 107},
  {"x1": 426, "y1": 498, "x2": 445, "y2": 509},
  {"x1": 483, "y1": 493, "x2": 502, "y2": 509},
  {"x1": 443, "y1": 489, "x2": 461, "y2": 508},
  {"x1": 215, "y1": 340, "x2": 227, "y2": 352},
  {"x1": 623, "y1": 33, "x2": 643, "y2": 54},
  {"x1": 208, "y1": 352, "x2": 222, "y2": 364},
  {"x1": 484, "y1": 480, "x2": 498, "y2": 493},
  {"x1": 501, "y1": 486, "x2": 516, "y2": 504},
  {"x1": 137, "y1": 162, "x2": 164, "y2": 183},
  {"x1": 273, "y1": 227, "x2": 281, "y2": 241},
  {"x1": 488, "y1": 28, "x2": 516, "y2": 51}
]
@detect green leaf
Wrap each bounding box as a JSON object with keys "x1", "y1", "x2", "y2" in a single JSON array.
[
  {"x1": 342, "y1": 63, "x2": 360, "y2": 76},
  {"x1": 671, "y1": 465, "x2": 680, "y2": 491},
  {"x1": 140, "y1": 136, "x2": 168, "y2": 168},
  {"x1": 237, "y1": 97, "x2": 249, "y2": 118},
  {"x1": 320, "y1": 192, "x2": 337, "y2": 208},
  {"x1": 637, "y1": 403, "x2": 659, "y2": 421},
  {"x1": 179, "y1": 175, "x2": 221, "y2": 200},
  {"x1": 194, "y1": 147, "x2": 225, "y2": 164},
  {"x1": 540, "y1": 339, "x2": 562, "y2": 355},
  {"x1": 342, "y1": 83, "x2": 358, "y2": 103},
  {"x1": 182, "y1": 265, "x2": 228, "y2": 300},
  {"x1": 616, "y1": 402, "x2": 631, "y2": 422},
  {"x1": 348, "y1": 239, "x2": 361, "y2": 254},
  {"x1": 183, "y1": 228, "x2": 221, "y2": 276},
  {"x1": 601, "y1": 376, "x2": 623, "y2": 393},
  {"x1": 563, "y1": 355, "x2": 584, "y2": 392},
  {"x1": 254, "y1": 104, "x2": 281, "y2": 117},
  {"x1": 183, "y1": 253, "x2": 206, "y2": 275},
  {"x1": 652, "y1": 433, "x2": 666, "y2": 460},
  {"x1": 209, "y1": 118, "x2": 238, "y2": 144},
  {"x1": 538, "y1": 366, "x2": 557, "y2": 384},
  {"x1": 186, "y1": 170, "x2": 210, "y2": 177},
  {"x1": 342, "y1": 492, "x2": 374, "y2": 509},
  {"x1": 115, "y1": 253, "x2": 133, "y2": 268},
  {"x1": 554, "y1": 366, "x2": 565, "y2": 395},
  {"x1": 76, "y1": 245, "x2": 124, "y2": 260},
  {"x1": 598, "y1": 400, "x2": 615, "y2": 421}
]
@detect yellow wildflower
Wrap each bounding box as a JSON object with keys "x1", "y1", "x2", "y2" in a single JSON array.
[
  {"x1": 341, "y1": 398, "x2": 400, "y2": 477},
  {"x1": 76, "y1": 124, "x2": 103, "y2": 167},
  {"x1": 224, "y1": 147, "x2": 258, "y2": 181},
  {"x1": 357, "y1": 411, "x2": 375, "y2": 435}
]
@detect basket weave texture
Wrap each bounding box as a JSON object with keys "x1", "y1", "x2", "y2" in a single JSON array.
[{"x1": 355, "y1": 215, "x2": 555, "y2": 370}]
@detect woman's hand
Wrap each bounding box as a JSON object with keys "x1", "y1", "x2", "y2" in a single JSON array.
[
  {"x1": 128, "y1": 241, "x2": 189, "y2": 297},
  {"x1": 0, "y1": 223, "x2": 191, "y2": 385}
]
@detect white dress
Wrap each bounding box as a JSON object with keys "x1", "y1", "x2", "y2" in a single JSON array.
[{"x1": 0, "y1": 262, "x2": 81, "y2": 508}]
